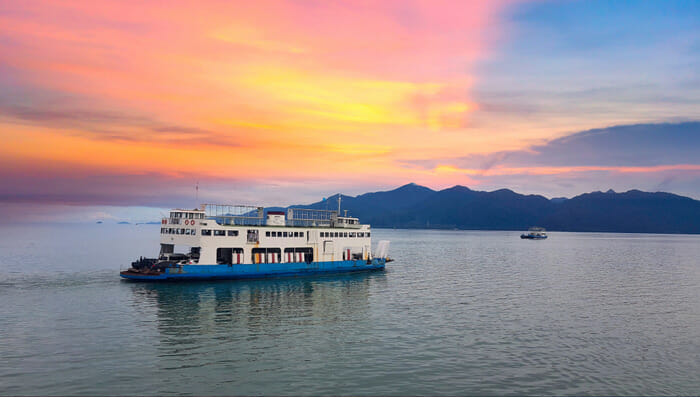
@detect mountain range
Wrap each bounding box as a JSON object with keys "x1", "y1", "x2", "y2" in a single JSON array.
[{"x1": 288, "y1": 183, "x2": 700, "y2": 234}]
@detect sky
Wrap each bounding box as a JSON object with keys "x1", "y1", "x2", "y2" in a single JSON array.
[{"x1": 1, "y1": 0, "x2": 699, "y2": 222}]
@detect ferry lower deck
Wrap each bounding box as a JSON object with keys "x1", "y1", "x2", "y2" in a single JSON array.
[{"x1": 120, "y1": 258, "x2": 387, "y2": 281}]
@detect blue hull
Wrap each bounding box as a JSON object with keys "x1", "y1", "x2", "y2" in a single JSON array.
[{"x1": 120, "y1": 258, "x2": 386, "y2": 281}]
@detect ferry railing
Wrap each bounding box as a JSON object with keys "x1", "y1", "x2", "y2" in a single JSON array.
[
  {"x1": 202, "y1": 204, "x2": 265, "y2": 226},
  {"x1": 287, "y1": 208, "x2": 337, "y2": 227},
  {"x1": 286, "y1": 219, "x2": 333, "y2": 227}
]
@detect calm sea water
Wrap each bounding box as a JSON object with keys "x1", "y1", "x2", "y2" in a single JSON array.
[{"x1": 1, "y1": 224, "x2": 700, "y2": 395}]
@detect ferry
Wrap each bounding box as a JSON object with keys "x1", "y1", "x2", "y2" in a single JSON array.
[
  {"x1": 520, "y1": 226, "x2": 547, "y2": 240},
  {"x1": 120, "y1": 204, "x2": 390, "y2": 281}
]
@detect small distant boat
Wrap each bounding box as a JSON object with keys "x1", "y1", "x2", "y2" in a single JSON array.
[{"x1": 521, "y1": 227, "x2": 547, "y2": 239}]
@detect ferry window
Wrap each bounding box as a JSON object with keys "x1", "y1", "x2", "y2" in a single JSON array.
[
  {"x1": 358, "y1": 232, "x2": 363, "y2": 237},
  {"x1": 266, "y1": 231, "x2": 270, "y2": 237},
  {"x1": 214, "y1": 230, "x2": 225, "y2": 236},
  {"x1": 227, "y1": 230, "x2": 238, "y2": 236},
  {"x1": 272, "y1": 231, "x2": 278, "y2": 237},
  {"x1": 333, "y1": 232, "x2": 338, "y2": 237},
  {"x1": 344, "y1": 232, "x2": 348, "y2": 237},
  {"x1": 201, "y1": 229, "x2": 212, "y2": 236},
  {"x1": 349, "y1": 232, "x2": 356, "y2": 237},
  {"x1": 247, "y1": 229, "x2": 259, "y2": 243},
  {"x1": 367, "y1": 232, "x2": 370, "y2": 237},
  {"x1": 191, "y1": 229, "x2": 195, "y2": 234},
  {"x1": 185, "y1": 229, "x2": 190, "y2": 235},
  {"x1": 283, "y1": 231, "x2": 288, "y2": 237}
]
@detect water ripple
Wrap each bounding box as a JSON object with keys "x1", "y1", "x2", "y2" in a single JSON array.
[{"x1": 1, "y1": 226, "x2": 700, "y2": 395}]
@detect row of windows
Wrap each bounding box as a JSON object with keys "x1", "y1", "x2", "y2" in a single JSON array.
[
  {"x1": 162, "y1": 228, "x2": 196, "y2": 235},
  {"x1": 161, "y1": 228, "x2": 369, "y2": 239},
  {"x1": 161, "y1": 228, "x2": 240, "y2": 237},
  {"x1": 265, "y1": 231, "x2": 304, "y2": 238},
  {"x1": 320, "y1": 231, "x2": 370, "y2": 238},
  {"x1": 201, "y1": 229, "x2": 239, "y2": 236},
  {"x1": 170, "y1": 212, "x2": 205, "y2": 219}
]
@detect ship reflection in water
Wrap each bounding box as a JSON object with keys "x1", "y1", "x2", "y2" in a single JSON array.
[{"x1": 126, "y1": 272, "x2": 388, "y2": 375}]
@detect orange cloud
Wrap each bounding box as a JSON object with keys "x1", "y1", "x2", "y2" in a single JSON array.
[{"x1": 0, "y1": 0, "x2": 525, "y2": 206}]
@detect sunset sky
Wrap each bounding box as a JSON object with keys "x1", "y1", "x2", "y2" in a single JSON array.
[{"x1": 1, "y1": 0, "x2": 699, "y2": 222}]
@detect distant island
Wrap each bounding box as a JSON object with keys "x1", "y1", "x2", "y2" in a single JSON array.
[{"x1": 290, "y1": 183, "x2": 700, "y2": 234}]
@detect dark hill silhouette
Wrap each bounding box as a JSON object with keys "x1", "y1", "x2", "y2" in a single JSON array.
[
  {"x1": 286, "y1": 183, "x2": 700, "y2": 234},
  {"x1": 543, "y1": 190, "x2": 700, "y2": 233}
]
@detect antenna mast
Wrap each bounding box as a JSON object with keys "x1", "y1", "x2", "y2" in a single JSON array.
[
  {"x1": 196, "y1": 181, "x2": 199, "y2": 204},
  {"x1": 337, "y1": 194, "x2": 341, "y2": 215}
]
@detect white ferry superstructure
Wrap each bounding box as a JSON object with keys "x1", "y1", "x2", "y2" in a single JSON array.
[{"x1": 120, "y1": 204, "x2": 390, "y2": 281}]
